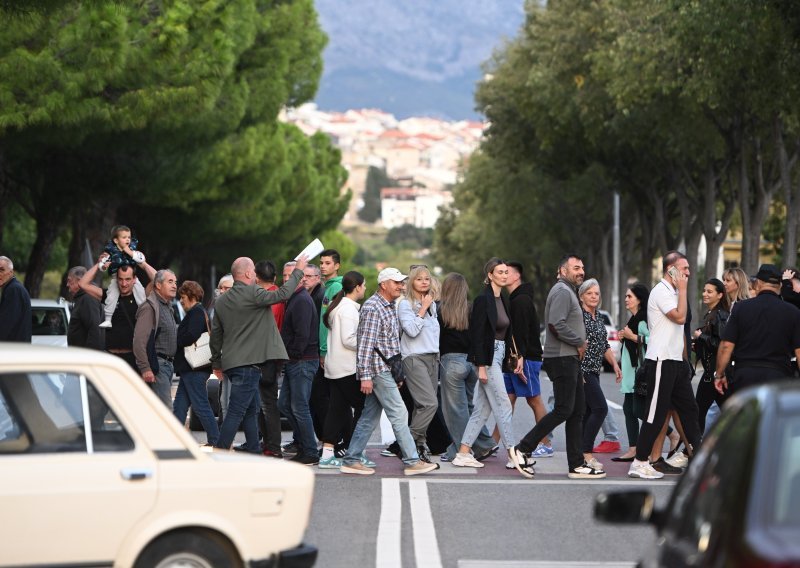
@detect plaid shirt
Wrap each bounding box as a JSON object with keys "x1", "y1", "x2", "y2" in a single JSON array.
[{"x1": 356, "y1": 292, "x2": 401, "y2": 381}]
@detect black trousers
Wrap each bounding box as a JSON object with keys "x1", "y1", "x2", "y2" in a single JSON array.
[
  {"x1": 730, "y1": 366, "x2": 792, "y2": 395},
  {"x1": 258, "y1": 360, "x2": 282, "y2": 454},
  {"x1": 623, "y1": 393, "x2": 640, "y2": 447},
  {"x1": 635, "y1": 359, "x2": 701, "y2": 462},
  {"x1": 321, "y1": 375, "x2": 365, "y2": 446},
  {"x1": 310, "y1": 366, "x2": 330, "y2": 440},
  {"x1": 695, "y1": 377, "x2": 727, "y2": 435},
  {"x1": 519, "y1": 356, "x2": 585, "y2": 470}
]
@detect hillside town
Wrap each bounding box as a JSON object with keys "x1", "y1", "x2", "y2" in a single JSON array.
[{"x1": 281, "y1": 103, "x2": 486, "y2": 228}]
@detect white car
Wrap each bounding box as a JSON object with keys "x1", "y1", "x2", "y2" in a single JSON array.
[
  {"x1": 30, "y1": 298, "x2": 70, "y2": 347},
  {"x1": 597, "y1": 309, "x2": 622, "y2": 369},
  {"x1": 0, "y1": 344, "x2": 317, "y2": 567}
]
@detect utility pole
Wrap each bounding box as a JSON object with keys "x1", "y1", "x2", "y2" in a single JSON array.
[{"x1": 613, "y1": 191, "x2": 621, "y2": 326}]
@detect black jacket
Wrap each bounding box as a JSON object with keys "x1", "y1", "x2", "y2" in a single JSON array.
[
  {"x1": 468, "y1": 285, "x2": 513, "y2": 366},
  {"x1": 508, "y1": 282, "x2": 543, "y2": 361},
  {"x1": 67, "y1": 290, "x2": 105, "y2": 350},
  {"x1": 0, "y1": 276, "x2": 32, "y2": 342},
  {"x1": 281, "y1": 288, "x2": 319, "y2": 360},
  {"x1": 174, "y1": 303, "x2": 210, "y2": 375}
]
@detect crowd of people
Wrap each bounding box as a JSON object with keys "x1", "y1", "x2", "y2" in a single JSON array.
[{"x1": 2, "y1": 227, "x2": 800, "y2": 481}]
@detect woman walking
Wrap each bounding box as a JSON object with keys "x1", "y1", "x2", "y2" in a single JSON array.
[
  {"x1": 397, "y1": 265, "x2": 441, "y2": 462},
  {"x1": 451, "y1": 258, "x2": 532, "y2": 476},
  {"x1": 172, "y1": 280, "x2": 219, "y2": 446},
  {"x1": 722, "y1": 267, "x2": 750, "y2": 309},
  {"x1": 578, "y1": 279, "x2": 621, "y2": 471},
  {"x1": 693, "y1": 278, "x2": 730, "y2": 434},
  {"x1": 318, "y1": 271, "x2": 374, "y2": 469},
  {"x1": 612, "y1": 283, "x2": 649, "y2": 462},
  {"x1": 438, "y1": 273, "x2": 497, "y2": 462}
]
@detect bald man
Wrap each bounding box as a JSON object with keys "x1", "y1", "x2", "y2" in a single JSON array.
[{"x1": 211, "y1": 255, "x2": 309, "y2": 452}]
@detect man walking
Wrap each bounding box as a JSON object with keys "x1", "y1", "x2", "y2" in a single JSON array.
[
  {"x1": 279, "y1": 267, "x2": 321, "y2": 465},
  {"x1": 66, "y1": 266, "x2": 104, "y2": 350},
  {"x1": 512, "y1": 254, "x2": 605, "y2": 479},
  {"x1": 340, "y1": 267, "x2": 438, "y2": 476},
  {"x1": 629, "y1": 251, "x2": 702, "y2": 480},
  {"x1": 211, "y1": 256, "x2": 307, "y2": 452},
  {"x1": 715, "y1": 264, "x2": 800, "y2": 395},
  {"x1": 133, "y1": 269, "x2": 179, "y2": 407},
  {"x1": 79, "y1": 255, "x2": 157, "y2": 370},
  {"x1": 0, "y1": 256, "x2": 32, "y2": 342}
]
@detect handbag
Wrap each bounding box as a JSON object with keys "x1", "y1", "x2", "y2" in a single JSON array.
[
  {"x1": 633, "y1": 335, "x2": 649, "y2": 397},
  {"x1": 503, "y1": 335, "x2": 521, "y2": 373},
  {"x1": 184, "y1": 310, "x2": 212, "y2": 369},
  {"x1": 375, "y1": 347, "x2": 405, "y2": 384}
]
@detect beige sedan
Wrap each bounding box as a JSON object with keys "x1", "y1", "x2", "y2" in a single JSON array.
[{"x1": 0, "y1": 344, "x2": 317, "y2": 568}]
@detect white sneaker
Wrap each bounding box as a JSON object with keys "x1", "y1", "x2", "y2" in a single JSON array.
[
  {"x1": 666, "y1": 452, "x2": 688, "y2": 469},
  {"x1": 452, "y1": 452, "x2": 485, "y2": 468},
  {"x1": 628, "y1": 460, "x2": 665, "y2": 480},
  {"x1": 568, "y1": 463, "x2": 607, "y2": 479},
  {"x1": 505, "y1": 459, "x2": 515, "y2": 470},
  {"x1": 508, "y1": 446, "x2": 535, "y2": 479},
  {"x1": 99, "y1": 320, "x2": 112, "y2": 328},
  {"x1": 586, "y1": 457, "x2": 604, "y2": 471}
]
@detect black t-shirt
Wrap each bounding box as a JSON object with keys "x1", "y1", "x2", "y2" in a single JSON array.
[
  {"x1": 722, "y1": 291, "x2": 800, "y2": 372},
  {"x1": 438, "y1": 311, "x2": 470, "y2": 355},
  {"x1": 101, "y1": 289, "x2": 137, "y2": 350}
]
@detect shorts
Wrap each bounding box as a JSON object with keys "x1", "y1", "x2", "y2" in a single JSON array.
[{"x1": 503, "y1": 359, "x2": 542, "y2": 398}]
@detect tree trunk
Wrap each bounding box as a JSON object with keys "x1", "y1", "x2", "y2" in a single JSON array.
[
  {"x1": 701, "y1": 165, "x2": 735, "y2": 282},
  {"x1": 775, "y1": 117, "x2": 800, "y2": 267},
  {"x1": 737, "y1": 133, "x2": 775, "y2": 274}
]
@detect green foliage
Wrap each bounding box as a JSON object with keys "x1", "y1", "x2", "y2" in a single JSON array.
[
  {"x1": 358, "y1": 165, "x2": 395, "y2": 223},
  {"x1": 0, "y1": 0, "x2": 348, "y2": 295},
  {"x1": 386, "y1": 224, "x2": 433, "y2": 250}
]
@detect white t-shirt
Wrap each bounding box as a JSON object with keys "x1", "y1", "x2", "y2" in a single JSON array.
[{"x1": 645, "y1": 279, "x2": 685, "y2": 361}]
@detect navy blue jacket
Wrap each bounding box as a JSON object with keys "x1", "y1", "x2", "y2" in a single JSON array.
[
  {"x1": 174, "y1": 304, "x2": 210, "y2": 375},
  {"x1": 281, "y1": 288, "x2": 319, "y2": 360},
  {"x1": 0, "y1": 277, "x2": 32, "y2": 342}
]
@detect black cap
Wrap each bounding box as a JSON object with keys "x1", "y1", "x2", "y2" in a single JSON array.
[{"x1": 755, "y1": 264, "x2": 781, "y2": 284}]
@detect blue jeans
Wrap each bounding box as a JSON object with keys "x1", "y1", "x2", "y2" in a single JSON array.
[
  {"x1": 151, "y1": 357, "x2": 173, "y2": 408},
  {"x1": 173, "y1": 369, "x2": 220, "y2": 445},
  {"x1": 439, "y1": 352, "x2": 495, "y2": 460},
  {"x1": 600, "y1": 406, "x2": 620, "y2": 442},
  {"x1": 344, "y1": 371, "x2": 419, "y2": 467},
  {"x1": 461, "y1": 340, "x2": 516, "y2": 450},
  {"x1": 278, "y1": 359, "x2": 319, "y2": 459},
  {"x1": 215, "y1": 365, "x2": 261, "y2": 451}
]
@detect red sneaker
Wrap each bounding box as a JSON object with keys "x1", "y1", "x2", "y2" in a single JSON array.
[{"x1": 592, "y1": 441, "x2": 621, "y2": 453}]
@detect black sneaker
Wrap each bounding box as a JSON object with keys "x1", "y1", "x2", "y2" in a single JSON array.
[
  {"x1": 381, "y1": 441, "x2": 402, "y2": 460},
  {"x1": 233, "y1": 443, "x2": 260, "y2": 454},
  {"x1": 417, "y1": 445, "x2": 432, "y2": 464},
  {"x1": 335, "y1": 447, "x2": 348, "y2": 459},
  {"x1": 291, "y1": 453, "x2": 319, "y2": 466},
  {"x1": 281, "y1": 441, "x2": 299, "y2": 456},
  {"x1": 567, "y1": 463, "x2": 607, "y2": 479},
  {"x1": 651, "y1": 457, "x2": 684, "y2": 475},
  {"x1": 476, "y1": 445, "x2": 500, "y2": 462}
]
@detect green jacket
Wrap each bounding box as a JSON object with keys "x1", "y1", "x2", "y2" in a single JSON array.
[
  {"x1": 318, "y1": 275, "x2": 343, "y2": 355},
  {"x1": 210, "y1": 269, "x2": 302, "y2": 371}
]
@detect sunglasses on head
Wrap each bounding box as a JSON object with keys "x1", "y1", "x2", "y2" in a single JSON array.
[{"x1": 409, "y1": 264, "x2": 428, "y2": 270}]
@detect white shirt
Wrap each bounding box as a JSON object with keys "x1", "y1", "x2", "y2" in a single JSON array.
[
  {"x1": 324, "y1": 297, "x2": 360, "y2": 379},
  {"x1": 645, "y1": 279, "x2": 685, "y2": 361}
]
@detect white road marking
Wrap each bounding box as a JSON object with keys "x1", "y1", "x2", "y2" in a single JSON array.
[
  {"x1": 401, "y1": 478, "x2": 676, "y2": 487},
  {"x1": 606, "y1": 398, "x2": 623, "y2": 410},
  {"x1": 408, "y1": 480, "x2": 443, "y2": 568},
  {"x1": 459, "y1": 561, "x2": 635, "y2": 568},
  {"x1": 376, "y1": 478, "x2": 403, "y2": 568}
]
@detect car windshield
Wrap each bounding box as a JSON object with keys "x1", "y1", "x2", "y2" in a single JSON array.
[
  {"x1": 771, "y1": 413, "x2": 800, "y2": 525},
  {"x1": 31, "y1": 308, "x2": 66, "y2": 335},
  {"x1": 598, "y1": 313, "x2": 612, "y2": 327}
]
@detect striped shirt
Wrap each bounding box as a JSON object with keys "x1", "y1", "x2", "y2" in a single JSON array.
[{"x1": 356, "y1": 292, "x2": 401, "y2": 381}]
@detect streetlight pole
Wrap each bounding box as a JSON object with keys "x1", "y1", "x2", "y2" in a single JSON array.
[{"x1": 613, "y1": 191, "x2": 621, "y2": 326}]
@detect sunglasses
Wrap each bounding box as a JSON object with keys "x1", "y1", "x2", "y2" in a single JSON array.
[{"x1": 409, "y1": 264, "x2": 428, "y2": 270}]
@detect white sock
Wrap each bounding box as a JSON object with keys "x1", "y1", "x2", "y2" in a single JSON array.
[
  {"x1": 633, "y1": 458, "x2": 649, "y2": 466},
  {"x1": 321, "y1": 446, "x2": 334, "y2": 460}
]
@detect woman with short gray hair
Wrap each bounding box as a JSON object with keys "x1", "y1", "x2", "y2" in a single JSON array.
[{"x1": 578, "y1": 278, "x2": 621, "y2": 472}]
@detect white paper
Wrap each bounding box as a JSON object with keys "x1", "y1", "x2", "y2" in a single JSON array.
[{"x1": 295, "y1": 238, "x2": 324, "y2": 261}]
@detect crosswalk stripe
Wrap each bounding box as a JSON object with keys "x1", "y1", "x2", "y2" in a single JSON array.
[
  {"x1": 376, "y1": 478, "x2": 402, "y2": 568},
  {"x1": 409, "y1": 480, "x2": 443, "y2": 568}
]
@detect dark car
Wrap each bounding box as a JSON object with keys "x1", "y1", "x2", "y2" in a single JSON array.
[{"x1": 595, "y1": 380, "x2": 800, "y2": 567}]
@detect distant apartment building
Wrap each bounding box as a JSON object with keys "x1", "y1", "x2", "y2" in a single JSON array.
[{"x1": 380, "y1": 187, "x2": 453, "y2": 229}]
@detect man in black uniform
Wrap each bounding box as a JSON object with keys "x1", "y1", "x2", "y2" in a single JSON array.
[
  {"x1": 79, "y1": 254, "x2": 156, "y2": 371},
  {"x1": 715, "y1": 264, "x2": 800, "y2": 395}
]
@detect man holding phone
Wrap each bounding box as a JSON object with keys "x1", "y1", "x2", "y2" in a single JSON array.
[{"x1": 628, "y1": 251, "x2": 702, "y2": 480}]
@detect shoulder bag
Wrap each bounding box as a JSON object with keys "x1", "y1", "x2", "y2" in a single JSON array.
[
  {"x1": 184, "y1": 309, "x2": 212, "y2": 369},
  {"x1": 503, "y1": 335, "x2": 521, "y2": 373},
  {"x1": 374, "y1": 347, "x2": 405, "y2": 384},
  {"x1": 633, "y1": 334, "x2": 649, "y2": 397}
]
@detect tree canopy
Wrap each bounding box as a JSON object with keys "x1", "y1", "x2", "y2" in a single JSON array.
[{"x1": 0, "y1": 0, "x2": 349, "y2": 296}]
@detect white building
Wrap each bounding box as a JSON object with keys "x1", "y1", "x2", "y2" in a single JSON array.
[{"x1": 380, "y1": 187, "x2": 453, "y2": 229}]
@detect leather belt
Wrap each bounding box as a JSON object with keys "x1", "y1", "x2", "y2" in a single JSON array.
[
  {"x1": 157, "y1": 353, "x2": 175, "y2": 362},
  {"x1": 108, "y1": 348, "x2": 133, "y2": 354}
]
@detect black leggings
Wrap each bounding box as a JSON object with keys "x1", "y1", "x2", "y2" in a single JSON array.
[
  {"x1": 321, "y1": 375, "x2": 365, "y2": 446},
  {"x1": 695, "y1": 377, "x2": 727, "y2": 435},
  {"x1": 623, "y1": 393, "x2": 640, "y2": 447},
  {"x1": 582, "y1": 372, "x2": 608, "y2": 452}
]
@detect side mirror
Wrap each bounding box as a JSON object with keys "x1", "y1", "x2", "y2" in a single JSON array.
[{"x1": 594, "y1": 491, "x2": 656, "y2": 525}]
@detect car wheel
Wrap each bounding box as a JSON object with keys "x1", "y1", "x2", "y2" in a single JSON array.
[{"x1": 135, "y1": 531, "x2": 242, "y2": 568}]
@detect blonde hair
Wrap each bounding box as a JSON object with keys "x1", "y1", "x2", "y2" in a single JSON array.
[
  {"x1": 722, "y1": 267, "x2": 750, "y2": 303},
  {"x1": 440, "y1": 273, "x2": 470, "y2": 331},
  {"x1": 404, "y1": 265, "x2": 437, "y2": 303}
]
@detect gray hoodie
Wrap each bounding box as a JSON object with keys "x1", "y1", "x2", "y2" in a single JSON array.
[{"x1": 543, "y1": 278, "x2": 586, "y2": 358}]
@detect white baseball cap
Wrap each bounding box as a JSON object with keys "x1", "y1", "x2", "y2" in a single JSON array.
[{"x1": 377, "y1": 267, "x2": 407, "y2": 283}]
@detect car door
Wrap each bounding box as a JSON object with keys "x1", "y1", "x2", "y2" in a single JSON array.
[
  {"x1": 0, "y1": 370, "x2": 158, "y2": 566},
  {"x1": 656, "y1": 399, "x2": 760, "y2": 567}
]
